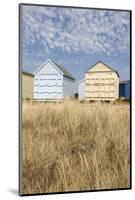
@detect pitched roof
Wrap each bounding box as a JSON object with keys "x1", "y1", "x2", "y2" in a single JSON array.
[
  {"x1": 22, "y1": 71, "x2": 34, "y2": 77},
  {"x1": 119, "y1": 80, "x2": 130, "y2": 84},
  {"x1": 52, "y1": 61, "x2": 75, "y2": 81},
  {"x1": 34, "y1": 59, "x2": 75, "y2": 81},
  {"x1": 86, "y1": 61, "x2": 119, "y2": 77}
]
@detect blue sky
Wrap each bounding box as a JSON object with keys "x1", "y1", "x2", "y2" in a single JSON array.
[{"x1": 21, "y1": 5, "x2": 130, "y2": 81}]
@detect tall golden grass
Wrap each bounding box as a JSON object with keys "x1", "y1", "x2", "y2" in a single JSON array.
[{"x1": 21, "y1": 100, "x2": 130, "y2": 194}]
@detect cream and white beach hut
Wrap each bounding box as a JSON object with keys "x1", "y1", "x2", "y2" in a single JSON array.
[{"x1": 85, "y1": 61, "x2": 119, "y2": 101}]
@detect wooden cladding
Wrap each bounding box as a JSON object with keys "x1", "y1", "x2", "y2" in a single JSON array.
[{"x1": 85, "y1": 72, "x2": 118, "y2": 100}]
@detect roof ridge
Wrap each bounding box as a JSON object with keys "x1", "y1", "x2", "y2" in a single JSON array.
[
  {"x1": 51, "y1": 60, "x2": 75, "y2": 81},
  {"x1": 86, "y1": 61, "x2": 119, "y2": 77}
]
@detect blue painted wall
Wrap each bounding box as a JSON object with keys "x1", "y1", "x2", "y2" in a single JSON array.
[
  {"x1": 125, "y1": 82, "x2": 130, "y2": 98},
  {"x1": 119, "y1": 81, "x2": 130, "y2": 99}
]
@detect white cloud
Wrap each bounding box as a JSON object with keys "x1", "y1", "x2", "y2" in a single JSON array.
[{"x1": 21, "y1": 5, "x2": 130, "y2": 56}]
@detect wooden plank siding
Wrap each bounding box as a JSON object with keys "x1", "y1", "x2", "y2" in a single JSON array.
[
  {"x1": 22, "y1": 72, "x2": 34, "y2": 99},
  {"x1": 34, "y1": 59, "x2": 76, "y2": 100},
  {"x1": 85, "y1": 62, "x2": 119, "y2": 101},
  {"x1": 119, "y1": 80, "x2": 130, "y2": 99},
  {"x1": 78, "y1": 79, "x2": 85, "y2": 100}
]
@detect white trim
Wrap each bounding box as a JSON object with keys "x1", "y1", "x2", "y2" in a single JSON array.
[
  {"x1": 33, "y1": 59, "x2": 64, "y2": 76},
  {"x1": 78, "y1": 79, "x2": 85, "y2": 84}
]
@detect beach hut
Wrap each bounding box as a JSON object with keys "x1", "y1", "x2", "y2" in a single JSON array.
[
  {"x1": 85, "y1": 61, "x2": 119, "y2": 101},
  {"x1": 119, "y1": 80, "x2": 130, "y2": 99},
  {"x1": 78, "y1": 79, "x2": 85, "y2": 100},
  {"x1": 34, "y1": 59, "x2": 76, "y2": 100},
  {"x1": 22, "y1": 71, "x2": 34, "y2": 99}
]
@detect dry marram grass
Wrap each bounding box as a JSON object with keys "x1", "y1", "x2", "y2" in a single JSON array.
[{"x1": 21, "y1": 100, "x2": 130, "y2": 194}]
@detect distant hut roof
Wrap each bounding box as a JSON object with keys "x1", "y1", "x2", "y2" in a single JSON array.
[
  {"x1": 78, "y1": 79, "x2": 85, "y2": 84},
  {"x1": 119, "y1": 80, "x2": 130, "y2": 84},
  {"x1": 22, "y1": 71, "x2": 34, "y2": 77}
]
